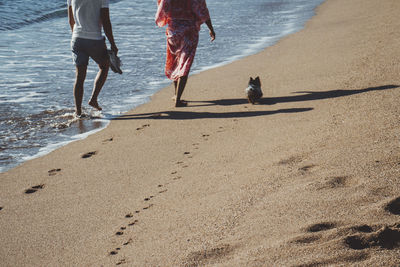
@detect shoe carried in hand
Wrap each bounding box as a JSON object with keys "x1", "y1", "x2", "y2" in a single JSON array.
[{"x1": 107, "y1": 50, "x2": 123, "y2": 74}]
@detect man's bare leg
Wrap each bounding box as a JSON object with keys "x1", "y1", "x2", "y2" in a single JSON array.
[
  {"x1": 175, "y1": 75, "x2": 188, "y2": 107},
  {"x1": 74, "y1": 65, "x2": 88, "y2": 116},
  {"x1": 88, "y1": 62, "x2": 109, "y2": 111}
]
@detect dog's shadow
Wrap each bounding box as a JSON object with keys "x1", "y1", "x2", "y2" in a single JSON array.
[{"x1": 188, "y1": 85, "x2": 399, "y2": 107}]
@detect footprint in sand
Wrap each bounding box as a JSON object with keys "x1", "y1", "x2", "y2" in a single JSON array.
[
  {"x1": 299, "y1": 164, "x2": 316, "y2": 172},
  {"x1": 185, "y1": 244, "x2": 234, "y2": 266},
  {"x1": 294, "y1": 222, "x2": 399, "y2": 265},
  {"x1": 48, "y1": 168, "x2": 61, "y2": 176},
  {"x1": 136, "y1": 124, "x2": 150, "y2": 131},
  {"x1": 350, "y1": 225, "x2": 374, "y2": 233},
  {"x1": 81, "y1": 151, "x2": 97, "y2": 159},
  {"x1": 293, "y1": 224, "x2": 373, "y2": 266},
  {"x1": 306, "y1": 222, "x2": 337, "y2": 233},
  {"x1": 116, "y1": 231, "x2": 124, "y2": 236},
  {"x1": 116, "y1": 259, "x2": 126, "y2": 265},
  {"x1": 143, "y1": 204, "x2": 153, "y2": 210},
  {"x1": 0, "y1": 207, "x2": 3, "y2": 211},
  {"x1": 385, "y1": 196, "x2": 400, "y2": 215},
  {"x1": 294, "y1": 252, "x2": 370, "y2": 267},
  {"x1": 144, "y1": 196, "x2": 154, "y2": 201},
  {"x1": 109, "y1": 250, "x2": 118, "y2": 256},
  {"x1": 128, "y1": 220, "x2": 138, "y2": 226},
  {"x1": 184, "y1": 152, "x2": 193, "y2": 159},
  {"x1": 278, "y1": 155, "x2": 304, "y2": 166},
  {"x1": 159, "y1": 189, "x2": 168, "y2": 194},
  {"x1": 344, "y1": 223, "x2": 400, "y2": 250},
  {"x1": 202, "y1": 134, "x2": 210, "y2": 140},
  {"x1": 291, "y1": 235, "x2": 321, "y2": 244},
  {"x1": 123, "y1": 238, "x2": 133, "y2": 246},
  {"x1": 102, "y1": 137, "x2": 113, "y2": 143},
  {"x1": 25, "y1": 184, "x2": 45, "y2": 194},
  {"x1": 324, "y1": 176, "x2": 351, "y2": 188},
  {"x1": 312, "y1": 176, "x2": 357, "y2": 191}
]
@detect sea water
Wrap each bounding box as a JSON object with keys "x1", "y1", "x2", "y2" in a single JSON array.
[{"x1": 0, "y1": 0, "x2": 325, "y2": 173}]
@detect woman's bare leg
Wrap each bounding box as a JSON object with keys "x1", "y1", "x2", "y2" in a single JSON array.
[
  {"x1": 175, "y1": 75, "x2": 188, "y2": 107},
  {"x1": 172, "y1": 81, "x2": 178, "y2": 101}
]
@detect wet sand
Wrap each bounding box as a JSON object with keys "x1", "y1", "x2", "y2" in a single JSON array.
[{"x1": 1, "y1": 0, "x2": 400, "y2": 266}]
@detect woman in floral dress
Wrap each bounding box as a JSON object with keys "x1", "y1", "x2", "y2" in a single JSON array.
[{"x1": 156, "y1": 0, "x2": 216, "y2": 107}]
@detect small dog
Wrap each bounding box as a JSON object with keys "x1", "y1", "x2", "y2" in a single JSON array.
[{"x1": 245, "y1": 76, "x2": 263, "y2": 104}]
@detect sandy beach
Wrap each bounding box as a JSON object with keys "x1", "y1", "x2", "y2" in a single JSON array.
[{"x1": 1, "y1": 0, "x2": 400, "y2": 266}]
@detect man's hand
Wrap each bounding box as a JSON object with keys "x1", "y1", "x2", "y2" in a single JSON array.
[{"x1": 111, "y1": 44, "x2": 119, "y2": 55}]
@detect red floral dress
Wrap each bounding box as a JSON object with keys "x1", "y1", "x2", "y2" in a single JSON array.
[{"x1": 156, "y1": 0, "x2": 210, "y2": 81}]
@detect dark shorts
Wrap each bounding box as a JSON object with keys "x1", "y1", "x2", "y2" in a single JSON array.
[{"x1": 71, "y1": 37, "x2": 108, "y2": 66}]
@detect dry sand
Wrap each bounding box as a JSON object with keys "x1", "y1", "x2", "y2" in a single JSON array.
[{"x1": 1, "y1": 0, "x2": 400, "y2": 266}]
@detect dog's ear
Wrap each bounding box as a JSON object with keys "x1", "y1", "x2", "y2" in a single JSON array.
[
  {"x1": 249, "y1": 77, "x2": 254, "y2": 82},
  {"x1": 254, "y1": 76, "x2": 261, "y2": 85}
]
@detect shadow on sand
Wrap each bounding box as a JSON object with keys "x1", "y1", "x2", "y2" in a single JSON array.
[
  {"x1": 188, "y1": 85, "x2": 399, "y2": 107},
  {"x1": 113, "y1": 108, "x2": 314, "y2": 121},
  {"x1": 112, "y1": 84, "x2": 398, "y2": 121}
]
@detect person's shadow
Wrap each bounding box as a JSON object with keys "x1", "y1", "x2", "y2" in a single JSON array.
[
  {"x1": 112, "y1": 85, "x2": 398, "y2": 121},
  {"x1": 113, "y1": 107, "x2": 314, "y2": 120},
  {"x1": 187, "y1": 84, "x2": 399, "y2": 107}
]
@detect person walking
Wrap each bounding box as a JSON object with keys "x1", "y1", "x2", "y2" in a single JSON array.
[
  {"x1": 156, "y1": 0, "x2": 215, "y2": 107},
  {"x1": 68, "y1": 0, "x2": 118, "y2": 117}
]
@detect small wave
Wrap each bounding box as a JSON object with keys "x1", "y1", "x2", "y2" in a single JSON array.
[
  {"x1": 0, "y1": 9, "x2": 67, "y2": 32},
  {"x1": 0, "y1": 0, "x2": 124, "y2": 32}
]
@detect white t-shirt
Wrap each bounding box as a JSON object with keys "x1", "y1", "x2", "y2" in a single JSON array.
[{"x1": 67, "y1": 0, "x2": 109, "y2": 40}]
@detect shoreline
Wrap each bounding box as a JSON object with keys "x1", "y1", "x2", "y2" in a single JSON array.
[
  {"x1": 2, "y1": 0, "x2": 400, "y2": 266},
  {"x1": 0, "y1": 1, "x2": 323, "y2": 174}
]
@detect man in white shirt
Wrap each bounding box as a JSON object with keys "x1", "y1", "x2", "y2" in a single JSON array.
[{"x1": 68, "y1": 0, "x2": 118, "y2": 117}]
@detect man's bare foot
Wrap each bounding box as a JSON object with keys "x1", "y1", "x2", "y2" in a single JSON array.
[
  {"x1": 74, "y1": 112, "x2": 87, "y2": 119},
  {"x1": 88, "y1": 99, "x2": 102, "y2": 111},
  {"x1": 175, "y1": 100, "x2": 188, "y2": 107},
  {"x1": 172, "y1": 95, "x2": 177, "y2": 101}
]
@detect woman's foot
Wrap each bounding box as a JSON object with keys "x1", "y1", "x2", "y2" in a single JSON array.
[
  {"x1": 175, "y1": 100, "x2": 188, "y2": 107},
  {"x1": 88, "y1": 99, "x2": 102, "y2": 111}
]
